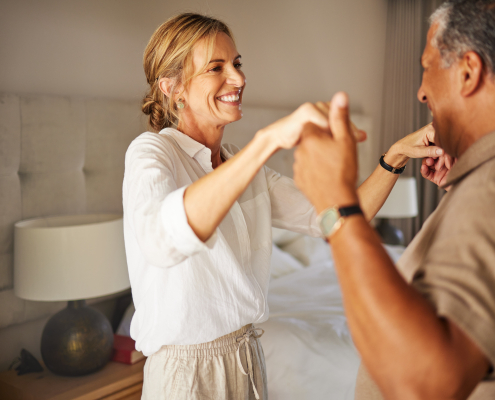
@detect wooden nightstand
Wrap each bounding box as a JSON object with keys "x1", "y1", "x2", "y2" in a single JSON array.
[{"x1": 0, "y1": 359, "x2": 145, "y2": 400}]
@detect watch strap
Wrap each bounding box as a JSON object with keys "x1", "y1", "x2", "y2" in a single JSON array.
[
  {"x1": 317, "y1": 204, "x2": 363, "y2": 240},
  {"x1": 379, "y1": 154, "x2": 406, "y2": 174},
  {"x1": 338, "y1": 205, "x2": 363, "y2": 217}
]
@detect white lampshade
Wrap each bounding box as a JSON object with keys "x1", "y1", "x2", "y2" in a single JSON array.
[
  {"x1": 375, "y1": 177, "x2": 418, "y2": 219},
  {"x1": 14, "y1": 214, "x2": 130, "y2": 301}
]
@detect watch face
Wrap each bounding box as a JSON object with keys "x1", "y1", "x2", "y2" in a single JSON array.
[{"x1": 319, "y1": 208, "x2": 340, "y2": 237}]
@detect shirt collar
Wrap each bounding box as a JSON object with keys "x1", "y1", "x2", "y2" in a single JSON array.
[
  {"x1": 442, "y1": 130, "x2": 495, "y2": 188},
  {"x1": 159, "y1": 127, "x2": 234, "y2": 171},
  {"x1": 159, "y1": 127, "x2": 206, "y2": 159}
]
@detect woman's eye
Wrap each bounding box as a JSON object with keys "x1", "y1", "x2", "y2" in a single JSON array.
[
  {"x1": 209, "y1": 66, "x2": 222, "y2": 72},
  {"x1": 234, "y1": 63, "x2": 243, "y2": 69}
]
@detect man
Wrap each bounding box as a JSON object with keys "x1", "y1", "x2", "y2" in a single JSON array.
[{"x1": 293, "y1": 1, "x2": 495, "y2": 399}]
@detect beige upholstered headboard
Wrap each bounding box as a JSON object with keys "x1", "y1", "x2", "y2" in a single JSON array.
[{"x1": 0, "y1": 93, "x2": 371, "y2": 368}]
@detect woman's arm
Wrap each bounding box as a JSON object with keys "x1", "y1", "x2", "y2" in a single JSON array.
[
  {"x1": 184, "y1": 103, "x2": 330, "y2": 242},
  {"x1": 358, "y1": 123, "x2": 450, "y2": 220}
]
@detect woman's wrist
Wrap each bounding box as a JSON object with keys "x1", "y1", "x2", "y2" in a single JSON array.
[
  {"x1": 255, "y1": 128, "x2": 281, "y2": 156},
  {"x1": 383, "y1": 144, "x2": 409, "y2": 169}
]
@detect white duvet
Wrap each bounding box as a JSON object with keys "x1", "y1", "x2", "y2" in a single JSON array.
[{"x1": 260, "y1": 232, "x2": 404, "y2": 400}]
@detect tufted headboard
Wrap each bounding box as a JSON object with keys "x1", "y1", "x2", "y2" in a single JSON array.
[
  {"x1": 0, "y1": 93, "x2": 371, "y2": 368},
  {"x1": 0, "y1": 94, "x2": 143, "y2": 331}
]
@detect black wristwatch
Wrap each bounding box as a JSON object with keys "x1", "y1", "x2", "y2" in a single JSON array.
[
  {"x1": 379, "y1": 154, "x2": 406, "y2": 174},
  {"x1": 317, "y1": 204, "x2": 363, "y2": 239}
]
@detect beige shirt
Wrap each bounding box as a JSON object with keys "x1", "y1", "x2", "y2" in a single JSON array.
[{"x1": 355, "y1": 131, "x2": 495, "y2": 400}]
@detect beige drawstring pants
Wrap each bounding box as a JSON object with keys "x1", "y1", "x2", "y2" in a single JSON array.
[{"x1": 141, "y1": 324, "x2": 268, "y2": 400}]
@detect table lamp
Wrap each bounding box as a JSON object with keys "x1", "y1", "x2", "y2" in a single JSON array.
[
  {"x1": 14, "y1": 214, "x2": 131, "y2": 376},
  {"x1": 375, "y1": 177, "x2": 418, "y2": 245}
]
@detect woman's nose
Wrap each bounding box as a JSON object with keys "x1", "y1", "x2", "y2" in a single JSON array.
[{"x1": 227, "y1": 66, "x2": 245, "y2": 87}]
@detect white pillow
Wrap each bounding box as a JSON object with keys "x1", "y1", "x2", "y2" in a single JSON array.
[
  {"x1": 270, "y1": 244, "x2": 305, "y2": 278},
  {"x1": 279, "y1": 235, "x2": 330, "y2": 267}
]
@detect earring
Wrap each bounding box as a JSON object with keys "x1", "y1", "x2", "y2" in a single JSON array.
[{"x1": 177, "y1": 98, "x2": 185, "y2": 109}]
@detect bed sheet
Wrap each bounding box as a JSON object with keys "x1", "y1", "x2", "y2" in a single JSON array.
[{"x1": 259, "y1": 241, "x2": 405, "y2": 400}]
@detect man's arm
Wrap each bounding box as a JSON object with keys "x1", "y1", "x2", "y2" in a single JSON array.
[
  {"x1": 329, "y1": 216, "x2": 489, "y2": 400},
  {"x1": 293, "y1": 92, "x2": 489, "y2": 400}
]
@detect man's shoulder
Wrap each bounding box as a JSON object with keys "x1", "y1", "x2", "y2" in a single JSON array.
[
  {"x1": 442, "y1": 156, "x2": 495, "y2": 222},
  {"x1": 398, "y1": 158, "x2": 495, "y2": 280}
]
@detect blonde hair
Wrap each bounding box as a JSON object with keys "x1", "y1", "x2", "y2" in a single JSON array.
[{"x1": 142, "y1": 13, "x2": 235, "y2": 132}]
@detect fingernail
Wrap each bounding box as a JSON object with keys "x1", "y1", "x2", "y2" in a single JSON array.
[
  {"x1": 334, "y1": 93, "x2": 347, "y2": 108},
  {"x1": 436, "y1": 149, "x2": 443, "y2": 155}
]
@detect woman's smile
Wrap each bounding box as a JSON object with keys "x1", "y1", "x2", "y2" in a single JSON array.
[{"x1": 216, "y1": 89, "x2": 242, "y2": 105}]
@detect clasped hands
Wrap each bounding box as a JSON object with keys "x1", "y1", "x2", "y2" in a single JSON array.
[{"x1": 272, "y1": 92, "x2": 455, "y2": 213}]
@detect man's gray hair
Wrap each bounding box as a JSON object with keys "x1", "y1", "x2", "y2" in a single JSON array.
[{"x1": 430, "y1": 0, "x2": 495, "y2": 74}]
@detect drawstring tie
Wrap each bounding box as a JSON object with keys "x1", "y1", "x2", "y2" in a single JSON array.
[{"x1": 236, "y1": 327, "x2": 265, "y2": 399}]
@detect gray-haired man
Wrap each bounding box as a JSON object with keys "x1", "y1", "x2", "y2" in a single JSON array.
[{"x1": 293, "y1": 1, "x2": 495, "y2": 399}]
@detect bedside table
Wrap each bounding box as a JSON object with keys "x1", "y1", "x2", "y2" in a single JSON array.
[{"x1": 0, "y1": 359, "x2": 145, "y2": 400}]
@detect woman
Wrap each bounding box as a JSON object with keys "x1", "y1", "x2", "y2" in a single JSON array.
[{"x1": 123, "y1": 13, "x2": 444, "y2": 400}]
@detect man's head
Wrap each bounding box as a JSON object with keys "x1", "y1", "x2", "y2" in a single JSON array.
[{"x1": 418, "y1": 0, "x2": 495, "y2": 157}]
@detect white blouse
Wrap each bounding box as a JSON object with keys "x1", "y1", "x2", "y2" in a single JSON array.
[{"x1": 123, "y1": 128, "x2": 319, "y2": 356}]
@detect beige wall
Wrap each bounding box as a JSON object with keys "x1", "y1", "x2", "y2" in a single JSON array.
[
  {"x1": 0, "y1": 0, "x2": 387, "y2": 159},
  {"x1": 0, "y1": 0, "x2": 388, "y2": 370}
]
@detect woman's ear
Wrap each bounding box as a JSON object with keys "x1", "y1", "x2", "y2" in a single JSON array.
[
  {"x1": 158, "y1": 78, "x2": 185, "y2": 103},
  {"x1": 158, "y1": 78, "x2": 177, "y2": 98}
]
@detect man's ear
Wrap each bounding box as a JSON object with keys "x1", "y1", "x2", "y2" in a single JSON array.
[{"x1": 459, "y1": 51, "x2": 484, "y2": 97}]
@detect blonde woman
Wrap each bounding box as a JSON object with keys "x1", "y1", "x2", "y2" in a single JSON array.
[{"x1": 123, "y1": 13, "x2": 445, "y2": 400}]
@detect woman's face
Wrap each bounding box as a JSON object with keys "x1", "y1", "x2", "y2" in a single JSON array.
[{"x1": 181, "y1": 32, "x2": 245, "y2": 128}]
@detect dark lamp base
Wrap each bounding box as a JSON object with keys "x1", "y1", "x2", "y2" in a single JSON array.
[
  {"x1": 376, "y1": 218, "x2": 405, "y2": 246},
  {"x1": 41, "y1": 300, "x2": 114, "y2": 376}
]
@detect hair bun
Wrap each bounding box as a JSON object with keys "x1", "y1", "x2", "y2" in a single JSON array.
[{"x1": 142, "y1": 91, "x2": 166, "y2": 131}]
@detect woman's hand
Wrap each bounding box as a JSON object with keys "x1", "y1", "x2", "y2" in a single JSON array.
[
  {"x1": 257, "y1": 101, "x2": 367, "y2": 151},
  {"x1": 385, "y1": 123, "x2": 455, "y2": 189},
  {"x1": 314, "y1": 101, "x2": 367, "y2": 143},
  {"x1": 258, "y1": 103, "x2": 330, "y2": 151},
  {"x1": 383, "y1": 123, "x2": 446, "y2": 167},
  {"x1": 421, "y1": 155, "x2": 457, "y2": 190}
]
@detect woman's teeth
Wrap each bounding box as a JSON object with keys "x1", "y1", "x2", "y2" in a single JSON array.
[{"x1": 218, "y1": 94, "x2": 240, "y2": 102}]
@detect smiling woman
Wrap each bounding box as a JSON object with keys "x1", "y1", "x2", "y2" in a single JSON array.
[{"x1": 142, "y1": 14, "x2": 242, "y2": 133}]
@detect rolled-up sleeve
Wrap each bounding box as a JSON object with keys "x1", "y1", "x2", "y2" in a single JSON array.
[
  {"x1": 124, "y1": 135, "x2": 217, "y2": 268},
  {"x1": 160, "y1": 186, "x2": 217, "y2": 255}
]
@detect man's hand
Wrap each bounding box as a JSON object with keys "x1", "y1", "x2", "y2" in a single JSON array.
[
  {"x1": 258, "y1": 101, "x2": 368, "y2": 152},
  {"x1": 293, "y1": 92, "x2": 359, "y2": 213},
  {"x1": 314, "y1": 101, "x2": 367, "y2": 143},
  {"x1": 258, "y1": 102, "x2": 331, "y2": 151}
]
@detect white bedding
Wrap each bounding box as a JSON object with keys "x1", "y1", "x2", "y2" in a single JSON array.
[
  {"x1": 260, "y1": 233, "x2": 404, "y2": 400},
  {"x1": 117, "y1": 232, "x2": 405, "y2": 400},
  {"x1": 259, "y1": 259, "x2": 358, "y2": 400}
]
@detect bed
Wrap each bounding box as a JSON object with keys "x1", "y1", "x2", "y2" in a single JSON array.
[{"x1": 117, "y1": 228, "x2": 405, "y2": 400}]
